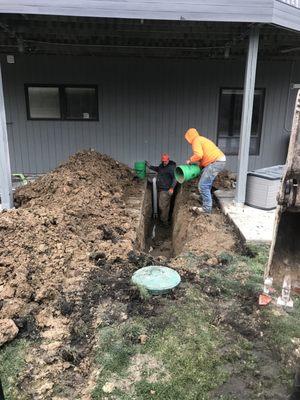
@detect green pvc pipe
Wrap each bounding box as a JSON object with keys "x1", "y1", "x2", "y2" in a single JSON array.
[
  {"x1": 134, "y1": 161, "x2": 146, "y2": 179},
  {"x1": 12, "y1": 173, "x2": 28, "y2": 185},
  {"x1": 175, "y1": 164, "x2": 202, "y2": 183}
]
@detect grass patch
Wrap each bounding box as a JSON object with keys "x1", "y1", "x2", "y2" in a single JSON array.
[
  {"x1": 95, "y1": 326, "x2": 136, "y2": 374},
  {"x1": 92, "y1": 245, "x2": 300, "y2": 399},
  {"x1": 0, "y1": 339, "x2": 28, "y2": 400},
  {"x1": 134, "y1": 284, "x2": 151, "y2": 301},
  {"x1": 93, "y1": 289, "x2": 229, "y2": 400},
  {"x1": 261, "y1": 296, "x2": 300, "y2": 361},
  {"x1": 198, "y1": 245, "x2": 268, "y2": 297},
  {"x1": 139, "y1": 289, "x2": 229, "y2": 399},
  {"x1": 92, "y1": 321, "x2": 149, "y2": 399}
]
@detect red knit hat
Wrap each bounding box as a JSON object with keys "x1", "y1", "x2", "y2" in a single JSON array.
[{"x1": 161, "y1": 153, "x2": 170, "y2": 162}]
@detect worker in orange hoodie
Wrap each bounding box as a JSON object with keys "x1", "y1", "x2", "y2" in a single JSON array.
[{"x1": 185, "y1": 128, "x2": 226, "y2": 214}]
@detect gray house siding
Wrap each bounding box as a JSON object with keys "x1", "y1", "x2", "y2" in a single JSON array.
[{"x1": 1, "y1": 55, "x2": 297, "y2": 173}]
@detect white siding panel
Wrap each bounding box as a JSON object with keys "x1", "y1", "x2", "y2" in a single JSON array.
[
  {"x1": 273, "y1": 1, "x2": 300, "y2": 31},
  {"x1": 0, "y1": 0, "x2": 273, "y2": 23},
  {"x1": 0, "y1": 1, "x2": 299, "y2": 31}
]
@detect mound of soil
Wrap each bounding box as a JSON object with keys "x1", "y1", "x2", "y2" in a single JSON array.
[
  {"x1": 172, "y1": 182, "x2": 238, "y2": 260},
  {"x1": 213, "y1": 169, "x2": 236, "y2": 190},
  {"x1": 0, "y1": 150, "x2": 143, "y2": 398}
]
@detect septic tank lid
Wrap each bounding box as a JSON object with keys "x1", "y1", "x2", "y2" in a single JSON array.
[{"x1": 132, "y1": 266, "x2": 181, "y2": 294}]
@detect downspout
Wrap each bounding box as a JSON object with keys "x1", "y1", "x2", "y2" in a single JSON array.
[
  {"x1": 283, "y1": 60, "x2": 296, "y2": 134},
  {"x1": 235, "y1": 26, "x2": 260, "y2": 205},
  {"x1": 0, "y1": 62, "x2": 13, "y2": 209}
]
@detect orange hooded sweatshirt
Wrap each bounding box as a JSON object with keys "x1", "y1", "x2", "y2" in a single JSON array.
[{"x1": 185, "y1": 128, "x2": 225, "y2": 167}]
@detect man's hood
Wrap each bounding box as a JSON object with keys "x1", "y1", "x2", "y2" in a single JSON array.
[{"x1": 185, "y1": 128, "x2": 200, "y2": 144}]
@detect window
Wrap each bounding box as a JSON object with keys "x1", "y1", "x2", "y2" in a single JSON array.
[
  {"x1": 27, "y1": 87, "x2": 61, "y2": 119},
  {"x1": 217, "y1": 88, "x2": 265, "y2": 155},
  {"x1": 64, "y1": 87, "x2": 98, "y2": 120},
  {"x1": 25, "y1": 85, "x2": 98, "y2": 121}
]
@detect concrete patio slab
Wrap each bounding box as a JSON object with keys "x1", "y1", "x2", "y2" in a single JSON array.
[{"x1": 215, "y1": 189, "x2": 275, "y2": 243}]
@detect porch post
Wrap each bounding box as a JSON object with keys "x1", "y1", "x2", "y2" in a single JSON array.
[
  {"x1": 235, "y1": 26, "x2": 260, "y2": 205},
  {"x1": 0, "y1": 62, "x2": 13, "y2": 209}
]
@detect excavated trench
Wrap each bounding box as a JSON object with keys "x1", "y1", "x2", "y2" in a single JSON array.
[
  {"x1": 135, "y1": 178, "x2": 242, "y2": 262},
  {"x1": 136, "y1": 181, "x2": 184, "y2": 259}
]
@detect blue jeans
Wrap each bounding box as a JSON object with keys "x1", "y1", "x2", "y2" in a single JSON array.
[{"x1": 198, "y1": 161, "x2": 226, "y2": 213}]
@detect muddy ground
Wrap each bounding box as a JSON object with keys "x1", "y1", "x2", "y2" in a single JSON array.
[
  {"x1": 172, "y1": 181, "x2": 237, "y2": 258},
  {"x1": 0, "y1": 152, "x2": 299, "y2": 400},
  {"x1": 0, "y1": 151, "x2": 144, "y2": 399}
]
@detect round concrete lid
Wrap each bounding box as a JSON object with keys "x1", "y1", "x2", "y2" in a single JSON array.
[{"x1": 132, "y1": 265, "x2": 181, "y2": 294}]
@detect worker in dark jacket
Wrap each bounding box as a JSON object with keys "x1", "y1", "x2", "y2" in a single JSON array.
[{"x1": 146, "y1": 154, "x2": 176, "y2": 224}]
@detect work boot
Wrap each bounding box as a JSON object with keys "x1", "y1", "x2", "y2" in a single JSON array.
[{"x1": 190, "y1": 206, "x2": 211, "y2": 215}]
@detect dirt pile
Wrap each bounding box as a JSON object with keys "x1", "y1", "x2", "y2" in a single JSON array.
[
  {"x1": 213, "y1": 169, "x2": 236, "y2": 190},
  {"x1": 172, "y1": 181, "x2": 238, "y2": 261},
  {"x1": 0, "y1": 150, "x2": 143, "y2": 398}
]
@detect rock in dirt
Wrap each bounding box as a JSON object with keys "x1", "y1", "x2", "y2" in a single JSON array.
[
  {"x1": 102, "y1": 382, "x2": 115, "y2": 393},
  {"x1": 139, "y1": 334, "x2": 148, "y2": 344},
  {"x1": 0, "y1": 285, "x2": 15, "y2": 299},
  {"x1": 207, "y1": 257, "x2": 219, "y2": 266},
  {"x1": 0, "y1": 319, "x2": 19, "y2": 346}
]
